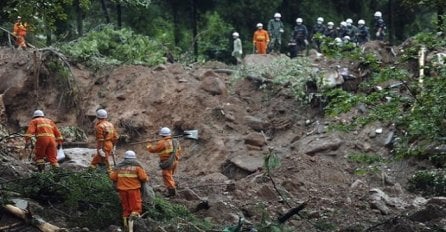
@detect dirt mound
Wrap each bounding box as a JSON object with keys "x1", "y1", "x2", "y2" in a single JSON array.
[{"x1": 0, "y1": 47, "x2": 439, "y2": 231}]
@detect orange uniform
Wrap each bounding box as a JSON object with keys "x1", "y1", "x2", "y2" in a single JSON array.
[
  {"x1": 109, "y1": 162, "x2": 148, "y2": 217},
  {"x1": 24, "y1": 117, "x2": 63, "y2": 169},
  {"x1": 147, "y1": 136, "x2": 181, "y2": 191},
  {"x1": 91, "y1": 119, "x2": 118, "y2": 169},
  {"x1": 253, "y1": 29, "x2": 270, "y2": 54},
  {"x1": 13, "y1": 21, "x2": 27, "y2": 48}
]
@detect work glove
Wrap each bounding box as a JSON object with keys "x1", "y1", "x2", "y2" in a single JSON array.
[
  {"x1": 280, "y1": 29, "x2": 284, "y2": 33},
  {"x1": 98, "y1": 149, "x2": 106, "y2": 157},
  {"x1": 376, "y1": 32, "x2": 380, "y2": 37},
  {"x1": 304, "y1": 39, "x2": 309, "y2": 46}
]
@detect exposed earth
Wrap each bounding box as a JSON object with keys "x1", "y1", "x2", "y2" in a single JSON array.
[{"x1": 0, "y1": 45, "x2": 445, "y2": 232}]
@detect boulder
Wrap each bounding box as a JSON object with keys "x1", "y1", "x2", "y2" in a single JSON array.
[
  {"x1": 244, "y1": 115, "x2": 266, "y2": 131},
  {"x1": 200, "y1": 75, "x2": 227, "y2": 95},
  {"x1": 60, "y1": 148, "x2": 96, "y2": 171},
  {"x1": 244, "y1": 132, "x2": 266, "y2": 147},
  {"x1": 229, "y1": 153, "x2": 264, "y2": 173},
  {"x1": 178, "y1": 187, "x2": 202, "y2": 201},
  {"x1": 294, "y1": 133, "x2": 343, "y2": 156}
]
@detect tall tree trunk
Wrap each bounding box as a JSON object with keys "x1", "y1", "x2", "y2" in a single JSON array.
[
  {"x1": 172, "y1": 0, "x2": 180, "y2": 46},
  {"x1": 101, "y1": 0, "x2": 111, "y2": 24},
  {"x1": 191, "y1": 0, "x2": 198, "y2": 61},
  {"x1": 75, "y1": 0, "x2": 83, "y2": 36},
  {"x1": 117, "y1": 2, "x2": 122, "y2": 28},
  {"x1": 388, "y1": 0, "x2": 393, "y2": 44}
]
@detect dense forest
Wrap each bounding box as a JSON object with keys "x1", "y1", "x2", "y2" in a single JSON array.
[{"x1": 0, "y1": 0, "x2": 445, "y2": 62}]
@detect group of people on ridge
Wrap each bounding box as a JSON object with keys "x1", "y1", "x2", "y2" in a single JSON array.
[
  {"x1": 24, "y1": 109, "x2": 182, "y2": 229},
  {"x1": 232, "y1": 11, "x2": 386, "y2": 60}
]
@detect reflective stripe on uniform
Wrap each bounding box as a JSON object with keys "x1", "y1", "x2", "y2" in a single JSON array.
[
  {"x1": 118, "y1": 173, "x2": 138, "y2": 178},
  {"x1": 37, "y1": 123, "x2": 54, "y2": 129},
  {"x1": 36, "y1": 133, "x2": 55, "y2": 138}
]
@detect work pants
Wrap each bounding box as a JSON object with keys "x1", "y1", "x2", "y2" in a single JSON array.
[
  {"x1": 118, "y1": 189, "x2": 142, "y2": 217},
  {"x1": 91, "y1": 140, "x2": 113, "y2": 168},
  {"x1": 35, "y1": 137, "x2": 58, "y2": 166},
  {"x1": 162, "y1": 161, "x2": 178, "y2": 190},
  {"x1": 255, "y1": 41, "x2": 268, "y2": 54}
]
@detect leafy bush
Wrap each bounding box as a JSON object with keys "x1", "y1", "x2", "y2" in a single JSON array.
[
  {"x1": 60, "y1": 126, "x2": 87, "y2": 142},
  {"x1": 5, "y1": 170, "x2": 121, "y2": 229},
  {"x1": 58, "y1": 25, "x2": 167, "y2": 68},
  {"x1": 198, "y1": 12, "x2": 234, "y2": 62},
  {"x1": 408, "y1": 169, "x2": 446, "y2": 196}
]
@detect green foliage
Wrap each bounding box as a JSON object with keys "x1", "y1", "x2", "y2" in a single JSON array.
[
  {"x1": 264, "y1": 151, "x2": 281, "y2": 171},
  {"x1": 347, "y1": 153, "x2": 384, "y2": 176},
  {"x1": 60, "y1": 126, "x2": 87, "y2": 142},
  {"x1": 198, "y1": 12, "x2": 233, "y2": 62},
  {"x1": 234, "y1": 56, "x2": 319, "y2": 102},
  {"x1": 408, "y1": 169, "x2": 446, "y2": 196},
  {"x1": 58, "y1": 25, "x2": 167, "y2": 68},
  {"x1": 4, "y1": 170, "x2": 121, "y2": 229},
  {"x1": 144, "y1": 196, "x2": 213, "y2": 230},
  {"x1": 400, "y1": 32, "x2": 446, "y2": 61},
  {"x1": 324, "y1": 88, "x2": 363, "y2": 116}
]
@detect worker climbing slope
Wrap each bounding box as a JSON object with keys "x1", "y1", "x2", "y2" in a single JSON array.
[
  {"x1": 90, "y1": 109, "x2": 119, "y2": 170},
  {"x1": 12, "y1": 16, "x2": 27, "y2": 49}
]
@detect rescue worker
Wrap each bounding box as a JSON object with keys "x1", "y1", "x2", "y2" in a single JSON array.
[
  {"x1": 231, "y1": 32, "x2": 243, "y2": 64},
  {"x1": 12, "y1": 16, "x2": 27, "y2": 49},
  {"x1": 292, "y1": 18, "x2": 308, "y2": 56},
  {"x1": 374, "y1": 11, "x2": 386, "y2": 40},
  {"x1": 338, "y1": 21, "x2": 348, "y2": 38},
  {"x1": 356, "y1": 19, "x2": 370, "y2": 45},
  {"x1": 146, "y1": 127, "x2": 182, "y2": 197},
  {"x1": 324, "y1": 22, "x2": 338, "y2": 39},
  {"x1": 109, "y1": 150, "x2": 149, "y2": 230},
  {"x1": 252, "y1": 23, "x2": 270, "y2": 54},
  {"x1": 90, "y1": 109, "x2": 119, "y2": 170},
  {"x1": 345, "y1": 18, "x2": 358, "y2": 43},
  {"x1": 312, "y1": 17, "x2": 326, "y2": 52},
  {"x1": 267, "y1": 13, "x2": 284, "y2": 54},
  {"x1": 24, "y1": 110, "x2": 63, "y2": 172},
  {"x1": 288, "y1": 37, "x2": 298, "y2": 58}
]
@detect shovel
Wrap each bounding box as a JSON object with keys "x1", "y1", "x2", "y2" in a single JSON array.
[{"x1": 129, "y1": 130, "x2": 199, "y2": 145}]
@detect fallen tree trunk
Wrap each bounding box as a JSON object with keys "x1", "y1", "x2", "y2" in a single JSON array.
[
  {"x1": 3, "y1": 204, "x2": 64, "y2": 232},
  {"x1": 277, "y1": 202, "x2": 307, "y2": 224}
]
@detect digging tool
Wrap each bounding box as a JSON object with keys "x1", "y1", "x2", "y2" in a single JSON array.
[{"x1": 129, "y1": 129, "x2": 198, "y2": 145}]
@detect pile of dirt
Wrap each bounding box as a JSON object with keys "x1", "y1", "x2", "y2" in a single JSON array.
[{"x1": 0, "y1": 47, "x2": 443, "y2": 231}]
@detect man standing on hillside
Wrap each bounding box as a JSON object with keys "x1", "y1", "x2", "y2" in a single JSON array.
[
  {"x1": 253, "y1": 23, "x2": 270, "y2": 54},
  {"x1": 109, "y1": 150, "x2": 149, "y2": 230},
  {"x1": 267, "y1": 13, "x2": 284, "y2": 54},
  {"x1": 12, "y1": 16, "x2": 27, "y2": 49},
  {"x1": 90, "y1": 109, "x2": 119, "y2": 170},
  {"x1": 357, "y1": 19, "x2": 370, "y2": 45},
  {"x1": 374, "y1": 11, "x2": 386, "y2": 41},
  {"x1": 292, "y1": 18, "x2": 308, "y2": 56},
  {"x1": 232, "y1": 32, "x2": 243, "y2": 64},
  {"x1": 312, "y1": 17, "x2": 326, "y2": 52},
  {"x1": 24, "y1": 110, "x2": 63, "y2": 172},
  {"x1": 146, "y1": 127, "x2": 182, "y2": 197}
]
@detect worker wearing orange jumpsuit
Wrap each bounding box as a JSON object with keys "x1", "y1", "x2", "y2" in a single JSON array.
[
  {"x1": 24, "y1": 110, "x2": 63, "y2": 172},
  {"x1": 12, "y1": 16, "x2": 27, "y2": 49},
  {"x1": 109, "y1": 150, "x2": 149, "y2": 229},
  {"x1": 146, "y1": 127, "x2": 181, "y2": 197},
  {"x1": 90, "y1": 109, "x2": 119, "y2": 170},
  {"x1": 253, "y1": 23, "x2": 270, "y2": 54}
]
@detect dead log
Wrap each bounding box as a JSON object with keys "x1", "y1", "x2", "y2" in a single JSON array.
[
  {"x1": 3, "y1": 204, "x2": 64, "y2": 232},
  {"x1": 277, "y1": 202, "x2": 307, "y2": 224}
]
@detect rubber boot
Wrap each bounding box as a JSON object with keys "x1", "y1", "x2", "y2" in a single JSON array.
[
  {"x1": 37, "y1": 164, "x2": 45, "y2": 172},
  {"x1": 166, "y1": 188, "x2": 176, "y2": 197}
]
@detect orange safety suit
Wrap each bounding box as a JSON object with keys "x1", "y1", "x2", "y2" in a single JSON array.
[
  {"x1": 24, "y1": 117, "x2": 63, "y2": 168},
  {"x1": 146, "y1": 136, "x2": 181, "y2": 190},
  {"x1": 109, "y1": 163, "x2": 149, "y2": 217},
  {"x1": 91, "y1": 119, "x2": 118, "y2": 169},
  {"x1": 253, "y1": 29, "x2": 270, "y2": 54},
  {"x1": 13, "y1": 21, "x2": 27, "y2": 48}
]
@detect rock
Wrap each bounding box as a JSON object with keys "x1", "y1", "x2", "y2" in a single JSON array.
[
  {"x1": 244, "y1": 116, "x2": 266, "y2": 131},
  {"x1": 178, "y1": 187, "x2": 201, "y2": 201},
  {"x1": 369, "y1": 188, "x2": 408, "y2": 215},
  {"x1": 229, "y1": 154, "x2": 264, "y2": 172},
  {"x1": 357, "y1": 103, "x2": 367, "y2": 114},
  {"x1": 350, "y1": 179, "x2": 365, "y2": 190},
  {"x1": 412, "y1": 197, "x2": 428, "y2": 208},
  {"x1": 257, "y1": 185, "x2": 277, "y2": 201},
  {"x1": 244, "y1": 132, "x2": 266, "y2": 147},
  {"x1": 427, "y1": 197, "x2": 446, "y2": 207},
  {"x1": 116, "y1": 94, "x2": 126, "y2": 101},
  {"x1": 368, "y1": 130, "x2": 377, "y2": 138},
  {"x1": 200, "y1": 75, "x2": 227, "y2": 95},
  {"x1": 410, "y1": 204, "x2": 446, "y2": 222},
  {"x1": 384, "y1": 131, "x2": 395, "y2": 147},
  {"x1": 60, "y1": 148, "x2": 96, "y2": 171},
  {"x1": 153, "y1": 64, "x2": 167, "y2": 71},
  {"x1": 294, "y1": 133, "x2": 343, "y2": 156}
]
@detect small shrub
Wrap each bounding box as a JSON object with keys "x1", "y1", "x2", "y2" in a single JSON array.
[{"x1": 408, "y1": 169, "x2": 446, "y2": 196}]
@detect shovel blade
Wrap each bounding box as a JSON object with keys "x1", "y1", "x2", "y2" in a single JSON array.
[{"x1": 183, "y1": 130, "x2": 198, "y2": 140}]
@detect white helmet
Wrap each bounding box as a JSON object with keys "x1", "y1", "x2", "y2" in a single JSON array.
[
  {"x1": 335, "y1": 37, "x2": 343, "y2": 44},
  {"x1": 346, "y1": 18, "x2": 353, "y2": 25},
  {"x1": 274, "y1": 13, "x2": 281, "y2": 18},
  {"x1": 327, "y1": 21, "x2": 334, "y2": 27},
  {"x1": 317, "y1": 17, "x2": 324, "y2": 23},
  {"x1": 17, "y1": 16, "x2": 22, "y2": 19},
  {"x1": 340, "y1": 21, "x2": 347, "y2": 27},
  {"x1": 159, "y1": 127, "x2": 171, "y2": 136},
  {"x1": 374, "y1": 11, "x2": 382, "y2": 17},
  {"x1": 296, "y1": 18, "x2": 303, "y2": 23},
  {"x1": 124, "y1": 150, "x2": 136, "y2": 159},
  {"x1": 343, "y1": 36, "x2": 351, "y2": 41},
  {"x1": 232, "y1": 32, "x2": 239, "y2": 38},
  {"x1": 358, "y1": 19, "x2": 365, "y2": 25},
  {"x1": 96, "y1": 109, "x2": 108, "y2": 119},
  {"x1": 256, "y1": 23, "x2": 263, "y2": 28},
  {"x1": 33, "y1": 110, "x2": 44, "y2": 117}
]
